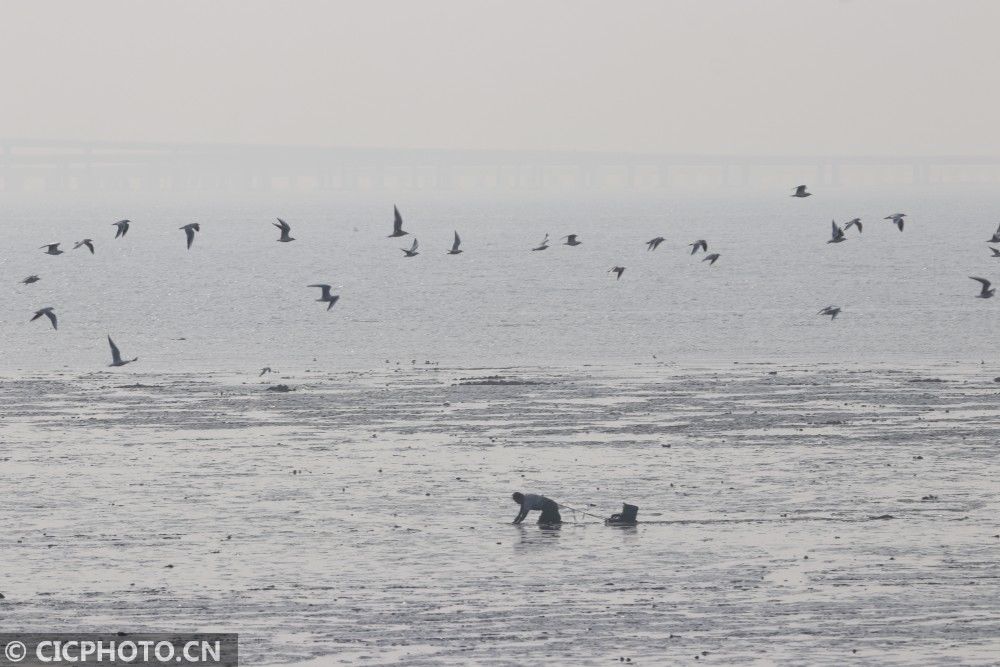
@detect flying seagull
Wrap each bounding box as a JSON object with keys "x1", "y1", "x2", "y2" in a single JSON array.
[
  {"x1": 990, "y1": 246, "x2": 1000, "y2": 258},
  {"x1": 389, "y1": 205, "x2": 408, "y2": 237},
  {"x1": 307, "y1": 284, "x2": 341, "y2": 310},
  {"x1": 40, "y1": 243, "x2": 63, "y2": 255},
  {"x1": 828, "y1": 220, "x2": 846, "y2": 244},
  {"x1": 31, "y1": 307, "x2": 57, "y2": 330},
  {"x1": 609, "y1": 266, "x2": 625, "y2": 280},
  {"x1": 563, "y1": 234, "x2": 581, "y2": 246},
  {"x1": 646, "y1": 236, "x2": 665, "y2": 251},
  {"x1": 844, "y1": 218, "x2": 863, "y2": 234},
  {"x1": 532, "y1": 234, "x2": 550, "y2": 251},
  {"x1": 21, "y1": 275, "x2": 40, "y2": 285},
  {"x1": 791, "y1": 185, "x2": 811, "y2": 198},
  {"x1": 259, "y1": 367, "x2": 274, "y2": 377},
  {"x1": 884, "y1": 213, "x2": 905, "y2": 231},
  {"x1": 73, "y1": 239, "x2": 95, "y2": 254},
  {"x1": 689, "y1": 239, "x2": 708, "y2": 254},
  {"x1": 402, "y1": 238, "x2": 419, "y2": 257},
  {"x1": 988, "y1": 223, "x2": 1000, "y2": 243},
  {"x1": 970, "y1": 276, "x2": 995, "y2": 299},
  {"x1": 447, "y1": 231, "x2": 463, "y2": 254},
  {"x1": 107, "y1": 336, "x2": 138, "y2": 366},
  {"x1": 180, "y1": 223, "x2": 201, "y2": 249},
  {"x1": 702, "y1": 253, "x2": 720, "y2": 265},
  {"x1": 273, "y1": 218, "x2": 295, "y2": 242},
  {"x1": 818, "y1": 306, "x2": 842, "y2": 320},
  {"x1": 112, "y1": 219, "x2": 130, "y2": 238}
]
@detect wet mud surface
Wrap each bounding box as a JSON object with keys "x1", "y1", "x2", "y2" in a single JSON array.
[{"x1": 1, "y1": 363, "x2": 998, "y2": 665}]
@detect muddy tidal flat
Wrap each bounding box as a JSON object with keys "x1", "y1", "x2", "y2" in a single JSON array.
[{"x1": 1, "y1": 362, "x2": 998, "y2": 665}]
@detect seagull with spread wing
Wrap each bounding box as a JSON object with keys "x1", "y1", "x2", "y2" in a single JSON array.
[
  {"x1": 389, "y1": 205, "x2": 408, "y2": 237},
  {"x1": 988, "y1": 223, "x2": 1000, "y2": 243},
  {"x1": 180, "y1": 223, "x2": 201, "y2": 249},
  {"x1": 74, "y1": 239, "x2": 95, "y2": 254},
  {"x1": 828, "y1": 220, "x2": 846, "y2": 244},
  {"x1": 107, "y1": 336, "x2": 138, "y2": 366},
  {"x1": 308, "y1": 284, "x2": 341, "y2": 310},
  {"x1": 970, "y1": 277, "x2": 995, "y2": 299},
  {"x1": 689, "y1": 239, "x2": 708, "y2": 254},
  {"x1": 31, "y1": 307, "x2": 57, "y2": 330},
  {"x1": 273, "y1": 218, "x2": 295, "y2": 242},
  {"x1": 818, "y1": 306, "x2": 842, "y2": 320},
  {"x1": 402, "y1": 238, "x2": 419, "y2": 257}
]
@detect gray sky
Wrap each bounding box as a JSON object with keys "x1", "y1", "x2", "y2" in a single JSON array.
[{"x1": 2, "y1": 0, "x2": 998, "y2": 155}]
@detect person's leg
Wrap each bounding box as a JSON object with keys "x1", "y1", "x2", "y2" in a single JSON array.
[{"x1": 538, "y1": 499, "x2": 562, "y2": 524}]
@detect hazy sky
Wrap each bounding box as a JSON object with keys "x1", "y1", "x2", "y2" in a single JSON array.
[{"x1": 2, "y1": 0, "x2": 998, "y2": 155}]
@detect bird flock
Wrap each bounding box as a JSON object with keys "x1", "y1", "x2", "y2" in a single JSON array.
[
  {"x1": 791, "y1": 184, "x2": 998, "y2": 314},
  {"x1": 19, "y1": 185, "x2": 998, "y2": 368}
]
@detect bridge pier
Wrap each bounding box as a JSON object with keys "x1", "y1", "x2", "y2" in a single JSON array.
[
  {"x1": 435, "y1": 165, "x2": 455, "y2": 190},
  {"x1": 656, "y1": 165, "x2": 671, "y2": 189},
  {"x1": 738, "y1": 164, "x2": 750, "y2": 187}
]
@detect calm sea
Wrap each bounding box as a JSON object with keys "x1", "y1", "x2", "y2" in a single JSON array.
[{"x1": 3, "y1": 186, "x2": 998, "y2": 371}]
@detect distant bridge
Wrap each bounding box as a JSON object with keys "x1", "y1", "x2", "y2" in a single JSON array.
[{"x1": 2, "y1": 139, "x2": 999, "y2": 192}]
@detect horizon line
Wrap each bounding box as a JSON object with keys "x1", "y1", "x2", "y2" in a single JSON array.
[{"x1": 2, "y1": 138, "x2": 1000, "y2": 162}]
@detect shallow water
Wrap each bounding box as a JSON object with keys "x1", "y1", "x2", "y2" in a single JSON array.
[
  {"x1": 2, "y1": 187, "x2": 999, "y2": 371},
  {"x1": 1, "y1": 362, "x2": 998, "y2": 665},
  {"x1": 2, "y1": 189, "x2": 999, "y2": 664}
]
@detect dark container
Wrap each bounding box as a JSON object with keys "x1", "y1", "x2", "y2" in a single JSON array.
[{"x1": 606, "y1": 503, "x2": 639, "y2": 525}]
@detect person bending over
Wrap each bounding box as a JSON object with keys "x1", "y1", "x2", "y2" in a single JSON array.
[{"x1": 512, "y1": 492, "x2": 562, "y2": 525}]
